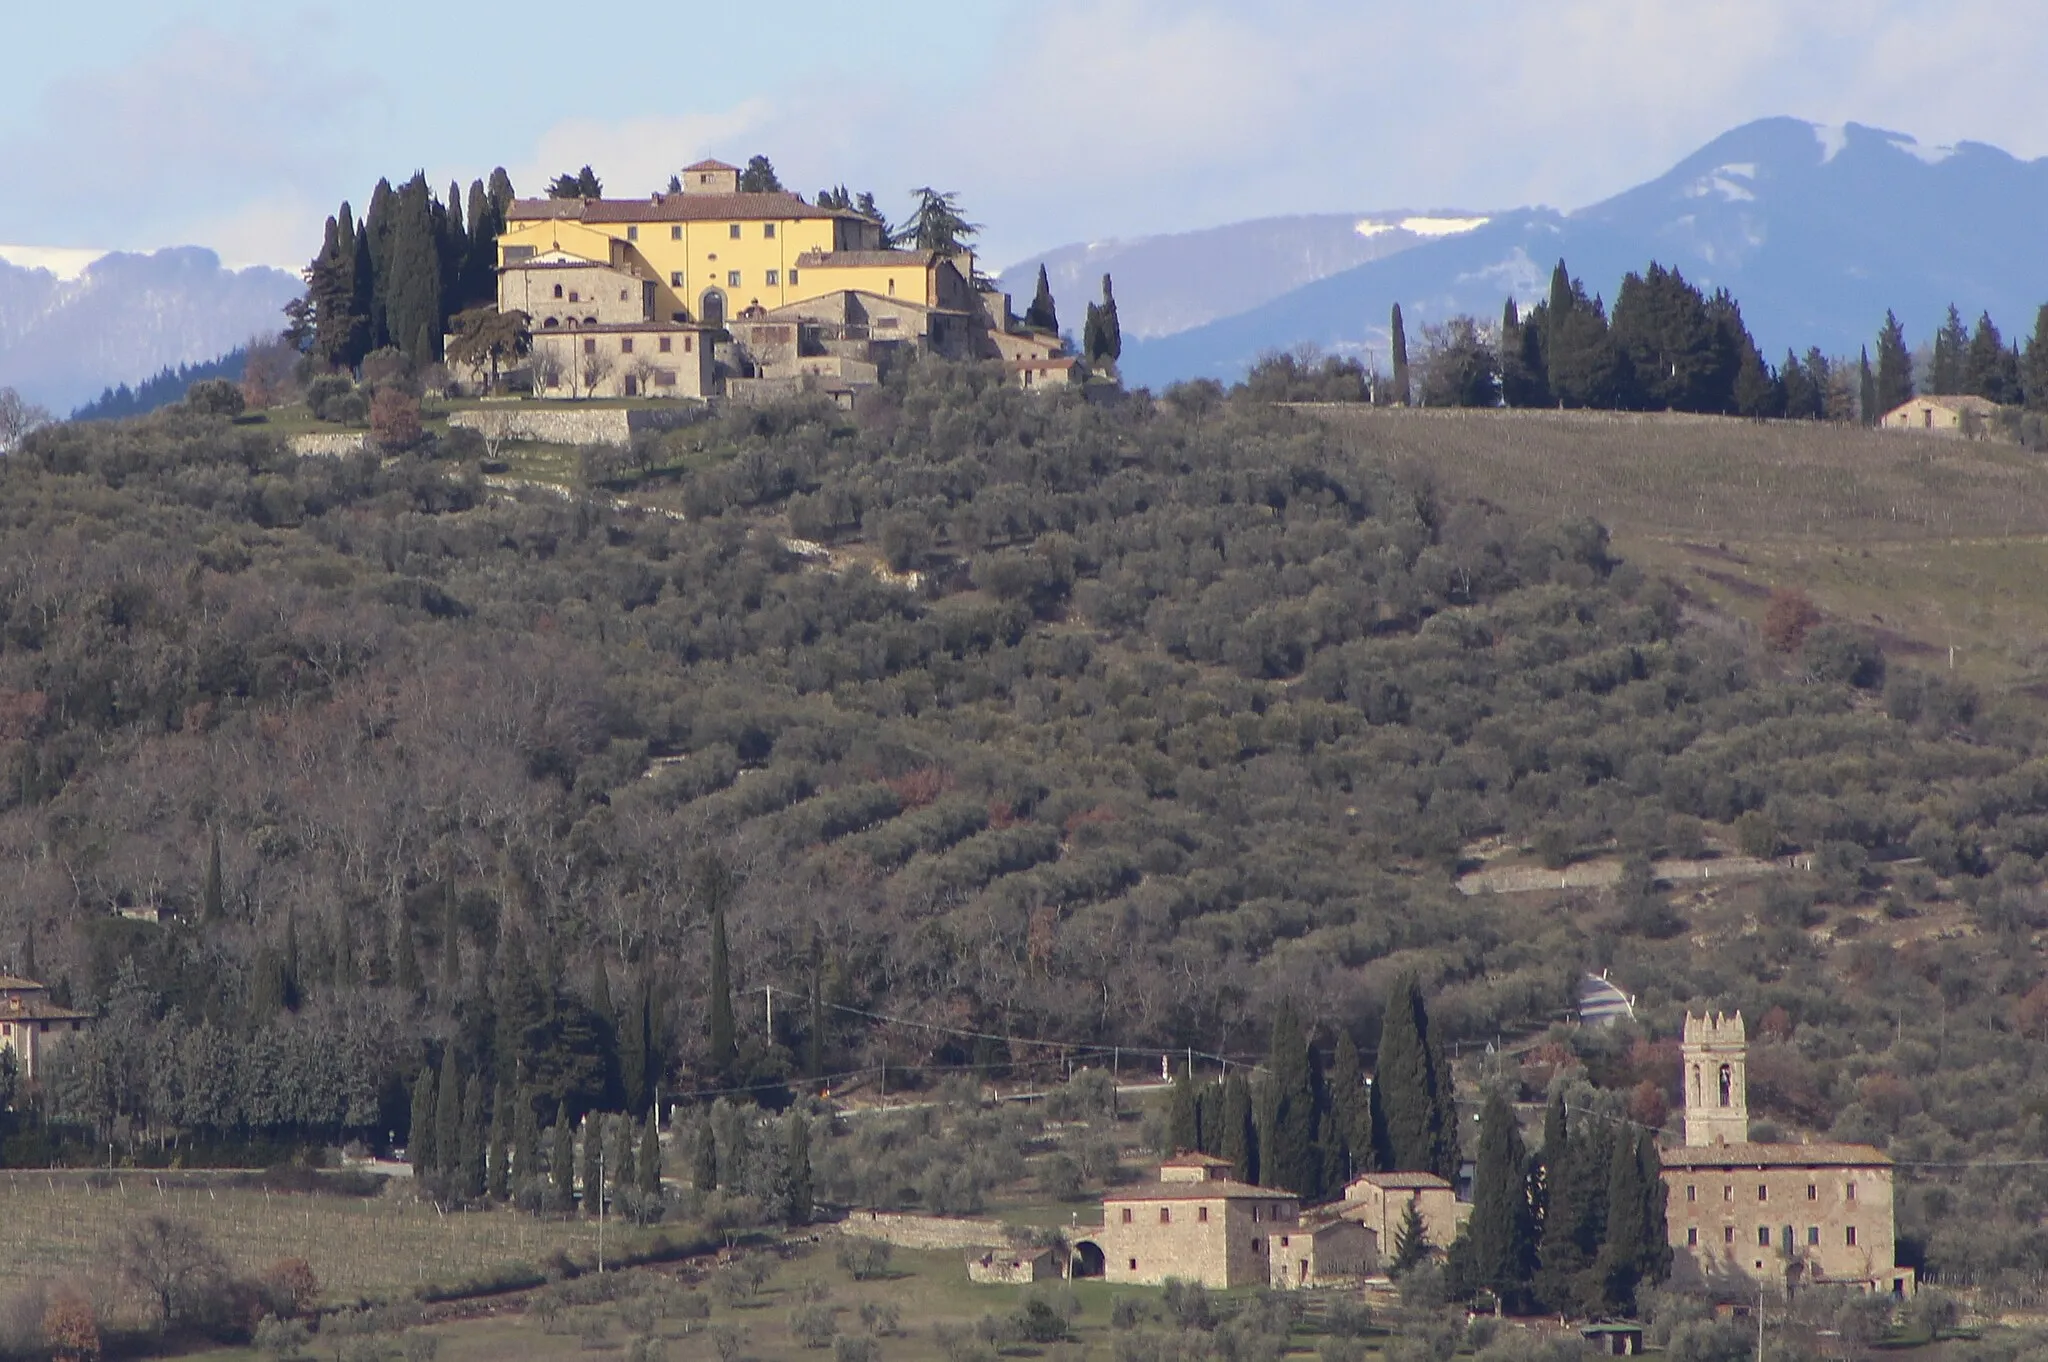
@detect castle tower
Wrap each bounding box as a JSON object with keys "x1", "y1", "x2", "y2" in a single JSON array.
[{"x1": 1682, "y1": 1011, "x2": 1749, "y2": 1147}]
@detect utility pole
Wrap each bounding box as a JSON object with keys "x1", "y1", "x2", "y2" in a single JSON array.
[
  {"x1": 765, "y1": 984, "x2": 773, "y2": 1034},
  {"x1": 597, "y1": 1141, "x2": 606, "y2": 1275}
]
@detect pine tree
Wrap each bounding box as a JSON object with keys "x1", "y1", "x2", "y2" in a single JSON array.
[
  {"x1": 1376, "y1": 977, "x2": 1458, "y2": 1177},
  {"x1": 580, "y1": 1114, "x2": 602, "y2": 1216},
  {"x1": 1963, "y1": 311, "x2": 2015, "y2": 402},
  {"x1": 1393, "y1": 1199, "x2": 1431, "y2": 1273},
  {"x1": 1025, "y1": 265, "x2": 1059, "y2": 334},
  {"x1": 1541, "y1": 261, "x2": 1631, "y2": 409},
  {"x1": 739, "y1": 156, "x2": 783, "y2": 194},
  {"x1": 488, "y1": 1084, "x2": 511, "y2": 1200},
  {"x1": 408, "y1": 1066, "x2": 437, "y2": 1179},
  {"x1": 1221, "y1": 1071, "x2": 1257, "y2": 1185},
  {"x1": 1261, "y1": 1003, "x2": 1322, "y2": 1197},
  {"x1": 1780, "y1": 350, "x2": 1817, "y2": 421},
  {"x1": 1859, "y1": 346, "x2": 1879, "y2": 425},
  {"x1": 784, "y1": 1109, "x2": 813, "y2": 1225},
  {"x1": 1167, "y1": 1074, "x2": 1199, "y2": 1154},
  {"x1": 1390, "y1": 304, "x2": 1411, "y2": 405},
  {"x1": 1461, "y1": 1091, "x2": 1536, "y2": 1311},
  {"x1": 639, "y1": 1117, "x2": 662, "y2": 1194},
  {"x1": 2023, "y1": 304, "x2": 2048, "y2": 412},
  {"x1": 435, "y1": 1047, "x2": 463, "y2": 1180},
  {"x1": 891, "y1": 188, "x2": 979, "y2": 253},
  {"x1": 1876, "y1": 311, "x2": 1914, "y2": 412},
  {"x1": 201, "y1": 828, "x2": 223, "y2": 922},
  {"x1": 1500, "y1": 298, "x2": 1550, "y2": 408},
  {"x1": 1931, "y1": 304, "x2": 1968, "y2": 395},
  {"x1": 551, "y1": 1104, "x2": 575, "y2": 1209}
]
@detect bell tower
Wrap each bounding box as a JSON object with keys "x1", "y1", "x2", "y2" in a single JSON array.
[{"x1": 1682, "y1": 1011, "x2": 1749, "y2": 1147}]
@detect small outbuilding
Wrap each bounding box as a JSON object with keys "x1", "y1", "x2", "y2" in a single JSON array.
[
  {"x1": 967, "y1": 1247, "x2": 1054, "y2": 1284},
  {"x1": 1580, "y1": 1323, "x2": 1645, "y2": 1356},
  {"x1": 1880, "y1": 394, "x2": 2001, "y2": 436}
]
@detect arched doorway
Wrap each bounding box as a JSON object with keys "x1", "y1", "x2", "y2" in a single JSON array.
[
  {"x1": 699, "y1": 288, "x2": 727, "y2": 328},
  {"x1": 1070, "y1": 1241, "x2": 1105, "y2": 1279}
]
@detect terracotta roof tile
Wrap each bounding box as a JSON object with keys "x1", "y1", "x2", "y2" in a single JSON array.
[
  {"x1": 509, "y1": 193, "x2": 866, "y2": 225},
  {"x1": 682, "y1": 159, "x2": 739, "y2": 173},
  {"x1": 1103, "y1": 1180, "x2": 1299, "y2": 1204},
  {"x1": 1659, "y1": 1142, "x2": 1890, "y2": 1169}
]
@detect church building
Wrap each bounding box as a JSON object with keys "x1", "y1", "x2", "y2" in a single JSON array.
[{"x1": 1662, "y1": 1012, "x2": 1914, "y2": 1297}]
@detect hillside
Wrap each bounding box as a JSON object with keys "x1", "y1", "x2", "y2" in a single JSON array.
[
  {"x1": 1118, "y1": 118, "x2": 2048, "y2": 386},
  {"x1": 7, "y1": 372, "x2": 2048, "y2": 1280}
]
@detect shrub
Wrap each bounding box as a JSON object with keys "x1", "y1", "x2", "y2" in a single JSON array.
[
  {"x1": 185, "y1": 378, "x2": 247, "y2": 418},
  {"x1": 1762, "y1": 587, "x2": 1821, "y2": 653},
  {"x1": 1110, "y1": 1295, "x2": 1154, "y2": 1331},
  {"x1": 262, "y1": 1258, "x2": 321, "y2": 1319},
  {"x1": 401, "y1": 1333, "x2": 440, "y2": 1362},
  {"x1": 1802, "y1": 623, "x2": 1885, "y2": 689},
  {"x1": 255, "y1": 1316, "x2": 311, "y2": 1362},
  {"x1": 1734, "y1": 810, "x2": 1780, "y2": 860},
  {"x1": 857, "y1": 1300, "x2": 900, "y2": 1335},
  {"x1": 1161, "y1": 1279, "x2": 1214, "y2": 1331},
  {"x1": 43, "y1": 1293, "x2": 100, "y2": 1362},
  {"x1": 836, "y1": 1238, "x2": 893, "y2": 1281},
  {"x1": 832, "y1": 1337, "x2": 877, "y2": 1362},
  {"x1": 371, "y1": 389, "x2": 425, "y2": 452},
  {"x1": 1011, "y1": 1294, "x2": 1072, "y2": 1344},
  {"x1": 789, "y1": 1303, "x2": 838, "y2": 1349}
]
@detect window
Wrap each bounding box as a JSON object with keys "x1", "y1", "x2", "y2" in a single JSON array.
[
  {"x1": 764, "y1": 223, "x2": 776, "y2": 238},
  {"x1": 1686, "y1": 1186, "x2": 1696, "y2": 1203},
  {"x1": 553, "y1": 284, "x2": 564, "y2": 299},
  {"x1": 619, "y1": 289, "x2": 629, "y2": 301},
  {"x1": 728, "y1": 271, "x2": 741, "y2": 287},
  {"x1": 1159, "y1": 1208, "x2": 1171, "y2": 1225},
  {"x1": 627, "y1": 226, "x2": 638, "y2": 241},
  {"x1": 1197, "y1": 1207, "x2": 1208, "y2": 1223},
  {"x1": 671, "y1": 226, "x2": 681, "y2": 240},
  {"x1": 1759, "y1": 1186, "x2": 1768, "y2": 1202},
  {"x1": 671, "y1": 272, "x2": 684, "y2": 287},
  {"x1": 620, "y1": 339, "x2": 633, "y2": 355},
  {"x1": 503, "y1": 245, "x2": 535, "y2": 262},
  {"x1": 1120, "y1": 1209, "x2": 1132, "y2": 1224},
  {"x1": 1279, "y1": 1236, "x2": 1290, "y2": 1248},
  {"x1": 1723, "y1": 1185, "x2": 1733, "y2": 1202},
  {"x1": 583, "y1": 338, "x2": 596, "y2": 355},
  {"x1": 684, "y1": 336, "x2": 693, "y2": 352},
  {"x1": 1846, "y1": 1226, "x2": 1857, "y2": 1247},
  {"x1": 765, "y1": 270, "x2": 779, "y2": 286},
  {"x1": 1251, "y1": 1206, "x2": 1260, "y2": 1223},
  {"x1": 1724, "y1": 1227, "x2": 1735, "y2": 1245},
  {"x1": 1758, "y1": 1227, "x2": 1770, "y2": 1247},
  {"x1": 788, "y1": 268, "x2": 799, "y2": 286},
  {"x1": 1808, "y1": 1184, "x2": 1818, "y2": 1201},
  {"x1": 659, "y1": 336, "x2": 672, "y2": 353},
  {"x1": 567, "y1": 290, "x2": 580, "y2": 303},
  {"x1": 1250, "y1": 1239, "x2": 1261, "y2": 1253},
  {"x1": 1808, "y1": 1226, "x2": 1820, "y2": 1246},
  {"x1": 1128, "y1": 1259, "x2": 1138, "y2": 1272},
  {"x1": 1687, "y1": 1228, "x2": 1698, "y2": 1247},
  {"x1": 1846, "y1": 1183, "x2": 1857, "y2": 1202},
  {"x1": 653, "y1": 370, "x2": 676, "y2": 387},
  {"x1": 729, "y1": 224, "x2": 741, "y2": 239}
]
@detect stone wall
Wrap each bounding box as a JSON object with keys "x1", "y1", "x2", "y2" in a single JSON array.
[
  {"x1": 447, "y1": 405, "x2": 706, "y2": 448},
  {"x1": 1665, "y1": 1162, "x2": 1905, "y2": 1294},
  {"x1": 289, "y1": 433, "x2": 369, "y2": 457},
  {"x1": 837, "y1": 1210, "x2": 1013, "y2": 1252}
]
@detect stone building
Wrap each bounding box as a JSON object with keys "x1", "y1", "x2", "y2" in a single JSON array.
[
  {"x1": 1337, "y1": 1170, "x2": 1471, "y2": 1258},
  {"x1": 967, "y1": 1247, "x2": 1054, "y2": 1284},
  {"x1": 1279, "y1": 1216, "x2": 1375, "y2": 1287},
  {"x1": 1880, "y1": 394, "x2": 2002, "y2": 436},
  {"x1": 0, "y1": 976, "x2": 89, "y2": 1083},
  {"x1": 1094, "y1": 1156, "x2": 1300, "y2": 1289},
  {"x1": 1663, "y1": 1012, "x2": 1913, "y2": 1297}
]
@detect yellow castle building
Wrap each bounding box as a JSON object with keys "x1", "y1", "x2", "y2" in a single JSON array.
[{"x1": 490, "y1": 159, "x2": 1071, "y2": 403}]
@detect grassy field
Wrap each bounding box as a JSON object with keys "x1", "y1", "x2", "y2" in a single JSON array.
[
  {"x1": 0, "y1": 1172, "x2": 623, "y2": 1306},
  {"x1": 1307, "y1": 406, "x2": 2048, "y2": 687}
]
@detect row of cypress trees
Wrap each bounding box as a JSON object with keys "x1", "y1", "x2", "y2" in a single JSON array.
[{"x1": 295, "y1": 170, "x2": 515, "y2": 372}]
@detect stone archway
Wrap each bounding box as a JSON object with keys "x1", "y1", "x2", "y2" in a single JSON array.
[
  {"x1": 699, "y1": 288, "x2": 727, "y2": 329},
  {"x1": 1070, "y1": 1241, "x2": 1105, "y2": 1278}
]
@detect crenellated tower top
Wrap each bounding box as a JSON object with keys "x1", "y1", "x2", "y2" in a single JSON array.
[{"x1": 1681, "y1": 1011, "x2": 1749, "y2": 1147}]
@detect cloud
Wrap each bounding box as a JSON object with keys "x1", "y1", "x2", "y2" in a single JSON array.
[{"x1": 0, "y1": 20, "x2": 373, "y2": 255}]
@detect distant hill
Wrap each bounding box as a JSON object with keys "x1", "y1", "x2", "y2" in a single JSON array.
[
  {"x1": 1093, "y1": 118, "x2": 2048, "y2": 388},
  {"x1": 996, "y1": 211, "x2": 1492, "y2": 343},
  {"x1": 0, "y1": 246, "x2": 297, "y2": 413},
  {"x1": 71, "y1": 348, "x2": 249, "y2": 421}
]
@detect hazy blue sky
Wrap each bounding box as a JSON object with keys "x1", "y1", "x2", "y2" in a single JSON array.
[{"x1": 4, "y1": 0, "x2": 2044, "y2": 270}]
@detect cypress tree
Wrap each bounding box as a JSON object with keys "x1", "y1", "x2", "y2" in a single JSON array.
[
  {"x1": 1195, "y1": 1080, "x2": 1224, "y2": 1156},
  {"x1": 1377, "y1": 977, "x2": 1458, "y2": 1177},
  {"x1": 1393, "y1": 1199, "x2": 1431, "y2": 1273},
  {"x1": 805, "y1": 936, "x2": 826, "y2": 1084},
  {"x1": 1461, "y1": 1091, "x2": 1536, "y2": 1311},
  {"x1": 581, "y1": 1114, "x2": 602, "y2": 1215},
  {"x1": 512, "y1": 1087, "x2": 537, "y2": 1187},
  {"x1": 708, "y1": 907, "x2": 735, "y2": 1080},
  {"x1": 435, "y1": 1046, "x2": 463, "y2": 1180},
  {"x1": 488, "y1": 1083, "x2": 511, "y2": 1199},
  {"x1": 1594, "y1": 1129, "x2": 1670, "y2": 1315},
  {"x1": 1166, "y1": 1073, "x2": 1200, "y2": 1154},
  {"x1": 494, "y1": 930, "x2": 545, "y2": 1090},
  {"x1": 1963, "y1": 311, "x2": 2016, "y2": 403},
  {"x1": 1781, "y1": 349, "x2": 1816, "y2": 421},
  {"x1": 1876, "y1": 310, "x2": 1914, "y2": 412},
  {"x1": 461, "y1": 1074, "x2": 487, "y2": 1197},
  {"x1": 1100, "y1": 274, "x2": 1121, "y2": 364},
  {"x1": 385, "y1": 176, "x2": 445, "y2": 365},
  {"x1": 1931, "y1": 304, "x2": 1968, "y2": 395},
  {"x1": 408, "y1": 1066, "x2": 437, "y2": 1178},
  {"x1": 364, "y1": 177, "x2": 397, "y2": 350},
  {"x1": 21, "y1": 923, "x2": 36, "y2": 981},
  {"x1": 2022, "y1": 303, "x2": 2048, "y2": 412},
  {"x1": 1327, "y1": 1033, "x2": 1367, "y2": 1187},
  {"x1": 592, "y1": 959, "x2": 621, "y2": 1110},
  {"x1": 202, "y1": 827, "x2": 224, "y2": 922},
  {"x1": 1500, "y1": 298, "x2": 1549, "y2": 408},
  {"x1": 639, "y1": 1117, "x2": 662, "y2": 1194},
  {"x1": 551, "y1": 1103, "x2": 575, "y2": 1209},
  {"x1": 784, "y1": 1110, "x2": 813, "y2": 1225},
  {"x1": 1221, "y1": 1071, "x2": 1257, "y2": 1185},
  {"x1": 612, "y1": 1114, "x2": 636, "y2": 1196},
  {"x1": 1024, "y1": 265, "x2": 1059, "y2": 334},
  {"x1": 620, "y1": 973, "x2": 650, "y2": 1116},
  {"x1": 1859, "y1": 346, "x2": 1879, "y2": 425},
  {"x1": 1261, "y1": 1003, "x2": 1322, "y2": 1197},
  {"x1": 1534, "y1": 1094, "x2": 1590, "y2": 1312},
  {"x1": 1390, "y1": 304, "x2": 1411, "y2": 406},
  {"x1": 693, "y1": 1116, "x2": 718, "y2": 1190}
]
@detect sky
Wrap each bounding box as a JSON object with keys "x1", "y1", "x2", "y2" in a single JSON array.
[{"x1": 4, "y1": 0, "x2": 2046, "y2": 274}]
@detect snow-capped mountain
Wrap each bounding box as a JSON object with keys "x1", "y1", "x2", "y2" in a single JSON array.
[
  {"x1": 1096, "y1": 118, "x2": 2048, "y2": 388},
  {"x1": 0, "y1": 247, "x2": 300, "y2": 413},
  {"x1": 996, "y1": 212, "x2": 1493, "y2": 342}
]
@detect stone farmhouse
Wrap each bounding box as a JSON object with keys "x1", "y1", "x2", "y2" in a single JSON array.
[
  {"x1": 486, "y1": 159, "x2": 1073, "y2": 403},
  {"x1": 1664, "y1": 1012, "x2": 1914, "y2": 1297},
  {"x1": 1334, "y1": 1169, "x2": 1472, "y2": 1265},
  {"x1": 0, "y1": 975, "x2": 89, "y2": 1083},
  {"x1": 1094, "y1": 1153, "x2": 1302, "y2": 1289},
  {"x1": 1880, "y1": 394, "x2": 2002, "y2": 436}
]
